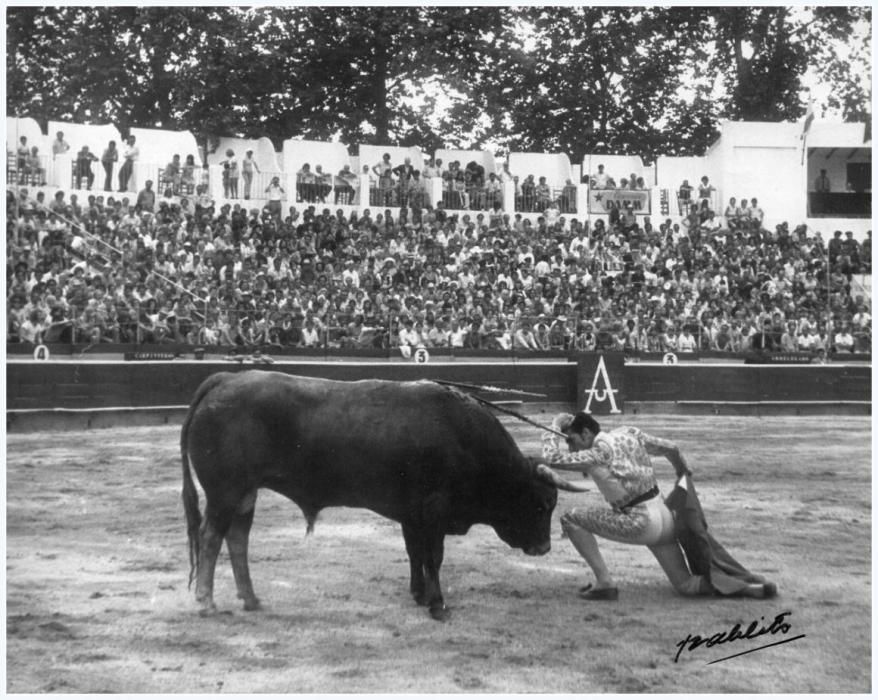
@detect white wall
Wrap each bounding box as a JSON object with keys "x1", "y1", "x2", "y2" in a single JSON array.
[
  {"x1": 208, "y1": 136, "x2": 281, "y2": 172},
  {"x1": 508, "y1": 152, "x2": 572, "y2": 188},
  {"x1": 6, "y1": 117, "x2": 45, "y2": 153},
  {"x1": 128, "y1": 127, "x2": 200, "y2": 167},
  {"x1": 580, "y1": 154, "x2": 647, "y2": 186},
  {"x1": 434, "y1": 149, "x2": 496, "y2": 175},
  {"x1": 283, "y1": 139, "x2": 351, "y2": 177},
  {"x1": 47, "y1": 120, "x2": 121, "y2": 155},
  {"x1": 357, "y1": 145, "x2": 424, "y2": 175}
]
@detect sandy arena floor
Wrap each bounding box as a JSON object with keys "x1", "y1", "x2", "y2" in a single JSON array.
[{"x1": 5, "y1": 414, "x2": 872, "y2": 693}]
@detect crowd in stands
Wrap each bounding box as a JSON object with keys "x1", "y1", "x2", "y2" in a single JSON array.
[{"x1": 6, "y1": 158, "x2": 871, "y2": 358}]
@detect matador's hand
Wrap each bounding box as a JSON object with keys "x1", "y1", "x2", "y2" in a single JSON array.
[{"x1": 552, "y1": 412, "x2": 575, "y2": 432}]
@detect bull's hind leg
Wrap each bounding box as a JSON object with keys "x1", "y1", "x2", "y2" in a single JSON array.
[
  {"x1": 195, "y1": 505, "x2": 234, "y2": 615},
  {"x1": 226, "y1": 490, "x2": 261, "y2": 611}
]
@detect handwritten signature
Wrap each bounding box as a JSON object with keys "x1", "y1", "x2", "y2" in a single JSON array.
[{"x1": 674, "y1": 611, "x2": 806, "y2": 664}]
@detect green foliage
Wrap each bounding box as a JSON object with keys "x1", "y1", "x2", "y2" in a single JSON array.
[{"x1": 6, "y1": 7, "x2": 871, "y2": 158}]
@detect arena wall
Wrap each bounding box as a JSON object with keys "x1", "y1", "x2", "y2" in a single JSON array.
[{"x1": 6, "y1": 358, "x2": 870, "y2": 431}]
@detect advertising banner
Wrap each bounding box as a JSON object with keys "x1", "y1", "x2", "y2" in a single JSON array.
[
  {"x1": 575, "y1": 353, "x2": 625, "y2": 414},
  {"x1": 588, "y1": 189, "x2": 651, "y2": 215}
]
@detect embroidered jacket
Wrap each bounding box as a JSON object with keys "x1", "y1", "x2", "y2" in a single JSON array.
[{"x1": 542, "y1": 426, "x2": 678, "y2": 511}]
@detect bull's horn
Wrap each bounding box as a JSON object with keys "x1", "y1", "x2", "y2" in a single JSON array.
[{"x1": 536, "y1": 463, "x2": 589, "y2": 492}]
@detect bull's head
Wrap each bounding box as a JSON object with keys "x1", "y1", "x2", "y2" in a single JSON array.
[{"x1": 491, "y1": 459, "x2": 588, "y2": 556}]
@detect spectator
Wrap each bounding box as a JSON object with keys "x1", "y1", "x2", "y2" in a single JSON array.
[
  {"x1": 74, "y1": 146, "x2": 99, "y2": 190},
  {"x1": 222, "y1": 149, "x2": 239, "y2": 199},
  {"x1": 335, "y1": 164, "x2": 357, "y2": 204},
  {"x1": 373, "y1": 153, "x2": 394, "y2": 206},
  {"x1": 136, "y1": 180, "x2": 156, "y2": 213},
  {"x1": 724, "y1": 197, "x2": 740, "y2": 229},
  {"x1": 833, "y1": 324, "x2": 855, "y2": 353},
  {"x1": 678, "y1": 180, "x2": 693, "y2": 212},
  {"x1": 24, "y1": 146, "x2": 46, "y2": 186},
  {"x1": 101, "y1": 140, "x2": 118, "y2": 192},
  {"x1": 181, "y1": 154, "x2": 198, "y2": 195},
  {"x1": 264, "y1": 176, "x2": 285, "y2": 222},
  {"x1": 814, "y1": 169, "x2": 831, "y2": 192},
  {"x1": 118, "y1": 135, "x2": 138, "y2": 192},
  {"x1": 513, "y1": 320, "x2": 540, "y2": 350},
  {"x1": 591, "y1": 164, "x2": 612, "y2": 189},
  {"x1": 51, "y1": 131, "x2": 70, "y2": 158},
  {"x1": 697, "y1": 176, "x2": 715, "y2": 207},
  {"x1": 241, "y1": 150, "x2": 260, "y2": 200},
  {"x1": 164, "y1": 154, "x2": 182, "y2": 194}
]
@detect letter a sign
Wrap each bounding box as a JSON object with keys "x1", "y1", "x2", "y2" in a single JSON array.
[{"x1": 576, "y1": 353, "x2": 624, "y2": 414}]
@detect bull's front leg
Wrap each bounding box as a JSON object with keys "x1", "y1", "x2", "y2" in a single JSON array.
[
  {"x1": 401, "y1": 523, "x2": 426, "y2": 605},
  {"x1": 423, "y1": 533, "x2": 448, "y2": 622}
]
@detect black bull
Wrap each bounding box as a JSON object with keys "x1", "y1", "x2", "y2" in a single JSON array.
[{"x1": 181, "y1": 371, "x2": 584, "y2": 620}]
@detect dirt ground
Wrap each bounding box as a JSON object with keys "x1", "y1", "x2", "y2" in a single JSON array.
[{"x1": 5, "y1": 414, "x2": 872, "y2": 693}]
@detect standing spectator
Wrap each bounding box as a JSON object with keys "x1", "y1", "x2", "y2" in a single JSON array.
[
  {"x1": 560, "y1": 179, "x2": 577, "y2": 213},
  {"x1": 51, "y1": 130, "x2": 70, "y2": 159},
  {"x1": 181, "y1": 154, "x2": 197, "y2": 195},
  {"x1": 373, "y1": 153, "x2": 394, "y2": 206},
  {"x1": 136, "y1": 180, "x2": 156, "y2": 213},
  {"x1": 814, "y1": 169, "x2": 831, "y2": 192},
  {"x1": 590, "y1": 164, "x2": 613, "y2": 189},
  {"x1": 118, "y1": 135, "x2": 138, "y2": 192},
  {"x1": 15, "y1": 136, "x2": 29, "y2": 181},
  {"x1": 222, "y1": 149, "x2": 239, "y2": 199},
  {"x1": 74, "y1": 146, "x2": 99, "y2": 190},
  {"x1": 264, "y1": 176, "x2": 285, "y2": 222},
  {"x1": 101, "y1": 140, "x2": 118, "y2": 192},
  {"x1": 241, "y1": 150, "x2": 260, "y2": 199},
  {"x1": 314, "y1": 165, "x2": 332, "y2": 203}
]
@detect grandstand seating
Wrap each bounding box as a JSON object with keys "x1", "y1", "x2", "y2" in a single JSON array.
[{"x1": 6, "y1": 117, "x2": 871, "y2": 360}]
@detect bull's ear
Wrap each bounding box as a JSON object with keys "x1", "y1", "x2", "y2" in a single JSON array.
[{"x1": 536, "y1": 463, "x2": 589, "y2": 492}]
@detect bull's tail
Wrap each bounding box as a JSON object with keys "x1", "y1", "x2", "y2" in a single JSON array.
[{"x1": 181, "y1": 373, "x2": 229, "y2": 588}]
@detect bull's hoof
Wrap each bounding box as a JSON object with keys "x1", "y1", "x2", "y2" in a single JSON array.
[
  {"x1": 429, "y1": 604, "x2": 450, "y2": 622},
  {"x1": 413, "y1": 592, "x2": 428, "y2": 607},
  {"x1": 242, "y1": 597, "x2": 261, "y2": 612},
  {"x1": 197, "y1": 601, "x2": 219, "y2": 617}
]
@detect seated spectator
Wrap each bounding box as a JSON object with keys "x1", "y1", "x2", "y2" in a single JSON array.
[
  {"x1": 24, "y1": 146, "x2": 46, "y2": 186},
  {"x1": 314, "y1": 165, "x2": 332, "y2": 203},
  {"x1": 724, "y1": 197, "x2": 740, "y2": 229},
  {"x1": 513, "y1": 320, "x2": 540, "y2": 350},
  {"x1": 164, "y1": 154, "x2": 182, "y2": 194},
  {"x1": 74, "y1": 146, "x2": 99, "y2": 190},
  {"x1": 779, "y1": 321, "x2": 799, "y2": 352},
  {"x1": 677, "y1": 326, "x2": 698, "y2": 352},
  {"x1": 335, "y1": 164, "x2": 358, "y2": 204},
  {"x1": 678, "y1": 180, "x2": 693, "y2": 212},
  {"x1": 296, "y1": 162, "x2": 317, "y2": 203},
  {"x1": 833, "y1": 324, "x2": 855, "y2": 353},
  {"x1": 750, "y1": 318, "x2": 778, "y2": 352}
]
